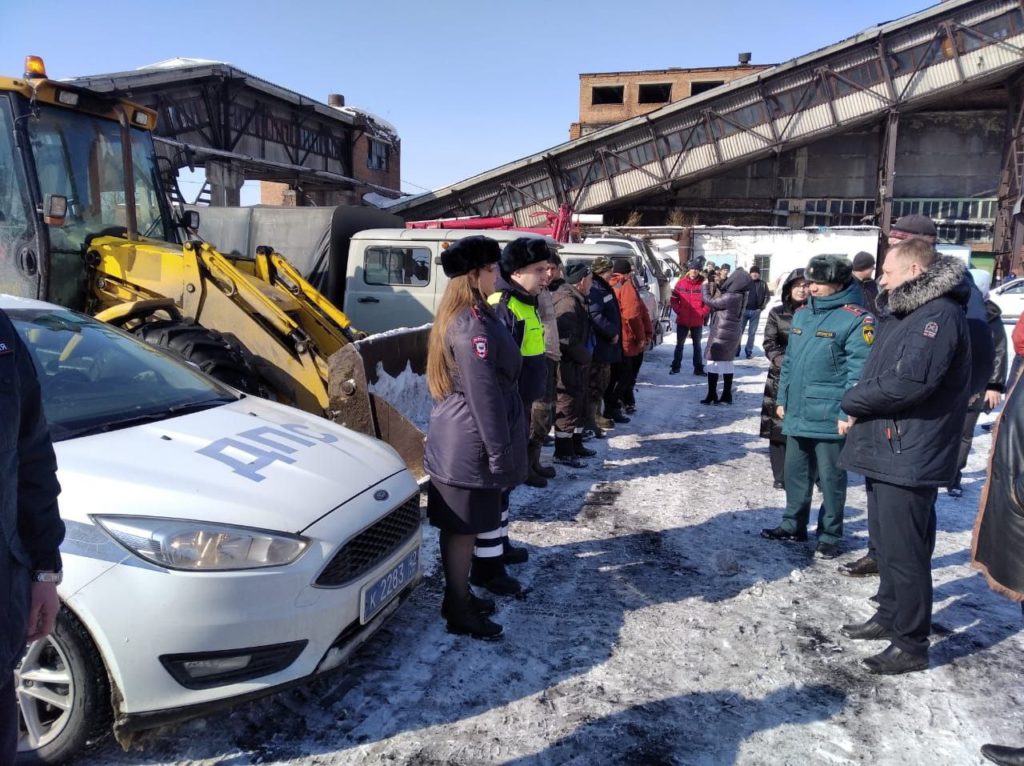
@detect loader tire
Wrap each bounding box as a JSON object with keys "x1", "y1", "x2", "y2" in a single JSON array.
[{"x1": 133, "y1": 319, "x2": 265, "y2": 395}]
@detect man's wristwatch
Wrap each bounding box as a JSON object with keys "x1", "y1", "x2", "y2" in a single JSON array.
[{"x1": 32, "y1": 570, "x2": 63, "y2": 585}]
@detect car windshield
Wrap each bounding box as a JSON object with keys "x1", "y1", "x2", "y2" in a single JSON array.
[
  {"x1": 8, "y1": 307, "x2": 236, "y2": 440},
  {"x1": 26, "y1": 104, "x2": 170, "y2": 254}
]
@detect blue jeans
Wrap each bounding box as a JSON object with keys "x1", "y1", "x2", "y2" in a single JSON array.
[
  {"x1": 672, "y1": 325, "x2": 703, "y2": 371},
  {"x1": 740, "y1": 309, "x2": 762, "y2": 356}
]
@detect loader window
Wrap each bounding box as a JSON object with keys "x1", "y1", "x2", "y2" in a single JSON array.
[
  {"x1": 0, "y1": 100, "x2": 35, "y2": 274},
  {"x1": 363, "y1": 246, "x2": 431, "y2": 286},
  {"x1": 26, "y1": 105, "x2": 169, "y2": 254}
]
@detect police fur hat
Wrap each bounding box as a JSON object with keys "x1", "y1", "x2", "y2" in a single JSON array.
[
  {"x1": 851, "y1": 251, "x2": 875, "y2": 271},
  {"x1": 500, "y1": 237, "x2": 552, "y2": 274},
  {"x1": 441, "y1": 235, "x2": 501, "y2": 278},
  {"x1": 591, "y1": 255, "x2": 614, "y2": 275},
  {"x1": 611, "y1": 257, "x2": 632, "y2": 274},
  {"x1": 891, "y1": 214, "x2": 936, "y2": 238},
  {"x1": 564, "y1": 261, "x2": 591, "y2": 284},
  {"x1": 805, "y1": 254, "x2": 853, "y2": 285}
]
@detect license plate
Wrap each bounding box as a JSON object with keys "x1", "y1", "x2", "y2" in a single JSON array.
[{"x1": 360, "y1": 547, "x2": 419, "y2": 623}]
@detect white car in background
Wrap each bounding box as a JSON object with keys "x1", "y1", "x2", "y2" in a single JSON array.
[
  {"x1": 9, "y1": 296, "x2": 421, "y2": 764},
  {"x1": 991, "y1": 277, "x2": 1024, "y2": 321}
]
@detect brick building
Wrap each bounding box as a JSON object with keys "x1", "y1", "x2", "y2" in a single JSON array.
[{"x1": 570, "y1": 59, "x2": 772, "y2": 139}]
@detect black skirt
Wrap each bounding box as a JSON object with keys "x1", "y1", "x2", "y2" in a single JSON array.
[{"x1": 427, "y1": 479, "x2": 503, "y2": 535}]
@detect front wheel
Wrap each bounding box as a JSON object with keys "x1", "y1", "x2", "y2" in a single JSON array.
[{"x1": 16, "y1": 610, "x2": 110, "y2": 765}]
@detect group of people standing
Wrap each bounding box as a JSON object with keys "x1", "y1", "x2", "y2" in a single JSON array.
[
  {"x1": 422, "y1": 235, "x2": 652, "y2": 640},
  {"x1": 755, "y1": 213, "x2": 1010, "y2": 678}
]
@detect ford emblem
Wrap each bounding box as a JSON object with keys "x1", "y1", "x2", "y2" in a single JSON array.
[{"x1": 373, "y1": 489, "x2": 390, "y2": 502}]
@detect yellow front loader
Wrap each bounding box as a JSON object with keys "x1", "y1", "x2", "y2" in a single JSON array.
[{"x1": 0, "y1": 57, "x2": 426, "y2": 477}]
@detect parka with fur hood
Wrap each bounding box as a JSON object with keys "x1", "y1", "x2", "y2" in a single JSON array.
[{"x1": 839, "y1": 256, "x2": 972, "y2": 487}]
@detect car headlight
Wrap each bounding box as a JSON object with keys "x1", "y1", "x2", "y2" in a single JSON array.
[{"x1": 93, "y1": 515, "x2": 309, "y2": 571}]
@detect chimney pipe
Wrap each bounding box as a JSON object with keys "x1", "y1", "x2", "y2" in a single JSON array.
[
  {"x1": 327, "y1": 93, "x2": 345, "y2": 107},
  {"x1": 738, "y1": 52, "x2": 752, "y2": 65}
]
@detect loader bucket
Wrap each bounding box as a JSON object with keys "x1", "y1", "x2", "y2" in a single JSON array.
[{"x1": 327, "y1": 326, "x2": 431, "y2": 481}]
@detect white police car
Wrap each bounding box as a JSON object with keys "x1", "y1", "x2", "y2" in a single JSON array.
[{"x1": 8, "y1": 296, "x2": 421, "y2": 764}]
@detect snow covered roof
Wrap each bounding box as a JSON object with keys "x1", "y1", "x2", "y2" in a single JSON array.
[{"x1": 138, "y1": 57, "x2": 227, "y2": 70}]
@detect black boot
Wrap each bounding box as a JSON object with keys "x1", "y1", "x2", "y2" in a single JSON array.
[
  {"x1": 720, "y1": 373, "x2": 734, "y2": 404},
  {"x1": 503, "y1": 540, "x2": 529, "y2": 565},
  {"x1": 441, "y1": 591, "x2": 496, "y2": 619},
  {"x1": 443, "y1": 594, "x2": 503, "y2": 640},
  {"x1": 470, "y1": 557, "x2": 522, "y2": 595},
  {"x1": 700, "y1": 373, "x2": 719, "y2": 405},
  {"x1": 981, "y1": 744, "x2": 1024, "y2": 765},
  {"x1": 528, "y1": 442, "x2": 556, "y2": 480},
  {"x1": 553, "y1": 436, "x2": 585, "y2": 467},
  {"x1": 573, "y1": 433, "x2": 597, "y2": 457}
]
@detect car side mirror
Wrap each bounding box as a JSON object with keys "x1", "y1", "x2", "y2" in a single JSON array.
[
  {"x1": 181, "y1": 210, "x2": 200, "y2": 231},
  {"x1": 43, "y1": 194, "x2": 68, "y2": 226}
]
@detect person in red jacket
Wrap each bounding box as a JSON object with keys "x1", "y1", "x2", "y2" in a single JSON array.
[
  {"x1": 670, "y1": 259, "x2": 711, "y2": 375},
  {"x1": 607, "y1": 258, "x2": 653, "y2": 415}
]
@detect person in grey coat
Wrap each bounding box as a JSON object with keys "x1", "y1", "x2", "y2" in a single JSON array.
[
  {"x1": 1, "y1": 309, "x2": 64, "y2": 763},
  {"x1": 701, "y1": 268, "x2": 752, "y2": 404},
  {"x1": 423, "y1": 236, "x2": 527, "y2": 640}
]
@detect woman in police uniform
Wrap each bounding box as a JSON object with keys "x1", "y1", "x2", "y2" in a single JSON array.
[{"x1": 423, "y1": 236, "x2": 527, "y2": 640}]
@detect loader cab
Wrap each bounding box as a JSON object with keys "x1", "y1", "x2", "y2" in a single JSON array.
[{"x1": 0, "y1": 62, "x2": 175, "y2": 312}]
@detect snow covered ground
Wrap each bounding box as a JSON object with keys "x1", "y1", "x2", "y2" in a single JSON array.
[{"x1": 79, "y1": 328, "x2": 1024, "y2": 766}]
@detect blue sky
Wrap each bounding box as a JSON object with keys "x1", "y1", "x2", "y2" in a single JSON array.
[{"x1": 2, "y1": 0, "x2": 931, "y2": 197}]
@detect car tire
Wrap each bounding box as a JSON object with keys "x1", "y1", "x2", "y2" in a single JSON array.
[
  {"x1": 133, "y1": 319, "x2": 265, "y2": 396},
  {"x1": 16, "y1": 609, "x2": 110, "y2": 765}
]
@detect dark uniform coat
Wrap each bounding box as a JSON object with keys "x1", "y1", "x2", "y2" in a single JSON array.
[
  {"x1": 840, "y1": 256, "x2": 972, "y2": 487},
  {"x1": 971, "y1": 371, "x2": 1024, "y2": 602},
  {"x1": 587, "y1": 275, "x2": 624, "y2": 364},
  {"x1": 423, "y1": 302, "x2": 527, "y2": 490},
  {"x1": 489, "y1": 272, "x2": 547, "y2": 407},
  {"x1": 0, "y1": 310, "x2": 63, "y2": 673},
  {"x1": 552, "y1": 279, "x2": 593, "y2": 431},
  {"x1": 760, "y1": 270, "x2": 806, "y2": 442}
]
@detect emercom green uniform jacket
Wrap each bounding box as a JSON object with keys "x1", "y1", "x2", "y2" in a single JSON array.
[{"x1": 778, "y1": 281, "x2": 874, "y2": 441}]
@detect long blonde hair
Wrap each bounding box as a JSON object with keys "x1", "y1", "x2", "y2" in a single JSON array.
[{"x1": 427, "y1": 274, "x2": 487, "y2": 400}]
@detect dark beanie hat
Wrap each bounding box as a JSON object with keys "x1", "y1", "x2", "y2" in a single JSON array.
[
  {"x1": 441, "y1": 235, "x2": 501, "y2": 278},
  {"x1": 749, "y1": 265, "x2": 760, "y2": 275},
  {"x1": 501, "y1": 237, "x2": 551, "y2": 274},
  {"x1": 806, "y1": 254, "x2": 853, "y2": 285},
  {"x1": 611, "y1": 257, "x2": 632, "y2": 274},
  {"x1": 564, "y1": 261, "x2": 591, "y2": 284},
  {"x1": 686, "y1": 259, "x2": 702, "y2": 270},
  {"x1": 891, "y1": 214, "x2": 936, "y2": 238},
  {"x1": 851, "y1": 251, "x2": 875, "y2": 271}
]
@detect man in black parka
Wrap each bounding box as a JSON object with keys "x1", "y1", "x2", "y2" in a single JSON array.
[
  {"x1": 0, "y1": 310, "x2": 64, "y2": 761},
  {"x1": 838, "y1": 237, "x2": 971, "y2": 674}
]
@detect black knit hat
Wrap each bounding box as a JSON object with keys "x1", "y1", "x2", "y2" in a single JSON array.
[
  {"x1": 805, "y1": 254, "x2": 853, "y2": 285},
  {"x1": 891, "y1": 214, "x2": 936, "y2": 238},
  {"x1": 851, "y1": 251, "x2": 875, "y2": 271},
  {"x1": 564, "y1": 261, "x2": 591, "y2": 284},
  {"x1": 611, "y1": 257, "x2": 632, "y2": 274},
  {"x1": 440, "y1": 236, "x2": 501, "y2": 278},
  {"x1": 501, "y1": 237, "x2": 552, "y2": 274}
]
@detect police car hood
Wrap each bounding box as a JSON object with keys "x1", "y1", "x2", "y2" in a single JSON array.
[{"x1": 53, "y1": 397, "x2": 408, "y2": 532}]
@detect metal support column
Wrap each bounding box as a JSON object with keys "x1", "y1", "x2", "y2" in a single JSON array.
[
  {"x1": 206, "y1": 160, "x2": 245, "y2": 207},
  {"x1": 876, "y1": 110, "x2": 900, "y2": 270},
  {"x1": 993, "y1": 78, "x2": 1024, "y2": 280}
]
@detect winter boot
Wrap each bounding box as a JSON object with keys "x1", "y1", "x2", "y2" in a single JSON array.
[
  {"x1": 443, "y1": 595, "x2": 503, "y2": 640},
  {"x1": 693, "y1": 367, "x2": 707, "y2": 376},
  {"x1": 528, "y1": 442, "x2": 556, "y2": 480},
  {"x1": 553, "y1": 435, "x2": 585, "y2": 467},
  {"x1": 470, "y1": 557, "x2": 522, "y2": 595},
  {"x1": 608, "y1": 409, "x2": 631, "y2": 424},
  {"x1": 700, "y1": 373, "x2": 719, "y2": 405},
  {"x1": 573, "y1": 432, "x2": 597, "y2": 457},
  {"x1": 441, "y1": 591, "x2": 496, "y2": 619},
  {"x1": 503, "y1": 540, "x2": 529, "y2": 565},
  {"x1": 589, "y1": 402, "x2": 614, "y2": 432},
  {"x1": 720, "y1": 373, "x2": 734, "y2": 404}
]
